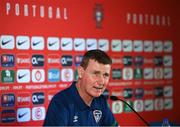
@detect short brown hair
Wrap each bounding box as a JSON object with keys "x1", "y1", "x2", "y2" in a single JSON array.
[{"x1": 80, "y1": 49, "x2": 112, "y2": 69}]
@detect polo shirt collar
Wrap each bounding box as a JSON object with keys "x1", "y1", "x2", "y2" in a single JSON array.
[{"x1": 71, "y1": 82, "x2": 97, "y2": 111}]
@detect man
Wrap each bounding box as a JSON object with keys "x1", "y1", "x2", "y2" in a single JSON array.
[{"x1": 43, "y1": 49, "x2": 118, "y2": 126}]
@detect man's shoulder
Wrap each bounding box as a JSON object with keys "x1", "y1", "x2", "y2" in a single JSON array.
[{"x1": 53, "y1": 85, "x2": 73, "y2": 101}]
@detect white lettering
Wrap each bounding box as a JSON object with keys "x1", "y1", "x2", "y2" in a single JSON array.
[
  {"x1": 32, "y1": 5, "x2": 36, "y2": 17},
  {"x1": 126, "y1": 12, "x2": 171, "y2": 27},
  {"x1": 17, "y1": 58, "x2": 30, "y2": 64},
  {"x1": 127, "y1": 13, "x2": 131, "y2": 24},
  {"x1": 48, "y1": 6, "x2": 53, "y2": 18},
  {"x1": 40, "y1": 6, "x2": 44, "y2": 18},
  {"x1": 15, "y1": 3, "x2": 20, "y2": 16},
  {"x1": 139, "y1": 14, "x2": 143, "y2": 25},
  {"x1": 150, "y1": 15, "x2": 154, "y2": 25},
  {"x1": 133, "y1": 13, "x2": 137, "y2": 24},
  {"x1": 5, "y1": 3, "x2": 68, "y2": 20},
  {"x1": 64, "y1": 8, "x2": 68, "y2": 20},
  {"x1": 56, "y1": 7, "x2": 60, "y2": 19},
  {"x1": 156, "y1": 15, "x2": 160, "y2": 25},
  {"x1": 24, "y1": 4, "x2": 28, "y2": 16},
  {"x1": 145, "y1": 14, "x2": 148, "y2": 25},
  {"x1": 6, "y1": 2, "x2": 11, "y2": 15},
  {"x1": 162, "y1": 16, "x2": 166, "y2": 26}
]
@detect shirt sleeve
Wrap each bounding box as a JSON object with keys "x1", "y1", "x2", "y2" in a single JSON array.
[
  {"x1": 43, "y1": 98, "x2": 69, "y2": 126},
  {"x1": 102, "y1": 99, "x2": 119, "y2": 126}
]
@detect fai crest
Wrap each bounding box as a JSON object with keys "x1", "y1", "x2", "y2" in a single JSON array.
[{"x1": 93, "y1": 110, "x2": 102, "y2": 123}]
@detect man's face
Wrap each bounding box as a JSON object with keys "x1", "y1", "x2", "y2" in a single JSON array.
[{"x1": 78, "y1": 59, "x2": 111, "y2": 98}]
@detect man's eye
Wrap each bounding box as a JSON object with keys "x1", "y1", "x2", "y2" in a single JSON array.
[{"x1": 103, "y1": 74, "x2": 109, "y2": 78}]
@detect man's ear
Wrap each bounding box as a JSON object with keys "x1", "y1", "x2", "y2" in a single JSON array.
[{"x1": 77, "y1": 66, "x2": 84, "y2": 79}]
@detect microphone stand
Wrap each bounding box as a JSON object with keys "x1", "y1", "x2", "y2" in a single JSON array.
[{"x1": 110, "y1": 96, "x2": 149, "y2": 126}]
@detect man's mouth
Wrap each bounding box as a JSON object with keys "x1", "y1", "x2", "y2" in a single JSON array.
[{"x1": 93, "y1": 86, "x2": 103, "y2": 90}]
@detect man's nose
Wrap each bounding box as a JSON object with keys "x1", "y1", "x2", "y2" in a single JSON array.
[{"x1": 97, "y1": 75, "x2": 105, "y2": 84}]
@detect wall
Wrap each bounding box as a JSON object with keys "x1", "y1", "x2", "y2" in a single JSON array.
[{"x1": 0, "y1": 0, "x2": 179, "y2": 126}]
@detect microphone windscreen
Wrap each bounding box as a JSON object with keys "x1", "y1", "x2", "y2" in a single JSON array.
[{"x1": 110, "y1": 95, "x2": 118, "y2": 101}]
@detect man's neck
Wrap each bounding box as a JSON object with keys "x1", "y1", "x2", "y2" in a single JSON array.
[{"x1": 76, "y1": 82, "x2": 93, "y2": 106}]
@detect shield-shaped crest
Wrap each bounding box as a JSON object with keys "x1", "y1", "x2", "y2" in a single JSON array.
[{"x1": 93, "y1": 110, "x2": 102, "y2": 123}]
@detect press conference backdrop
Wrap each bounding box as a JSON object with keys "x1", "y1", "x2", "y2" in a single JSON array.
[{"x1": 0, "y1": 0, "x2": 179, "y2": 126}]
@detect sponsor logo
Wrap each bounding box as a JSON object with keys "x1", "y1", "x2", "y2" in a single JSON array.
[
  {"x1": 122, "y1": 40, "x2": 132, "y2": 52},
  {"x1": 144, "y1": 40, "x2": 153, "y2": 52},
  {"x1": 98, "y1": 39, "x2": 109, "y2": 51},
  {"x1": 74, "y1": 55, "x2": 83, "y2": 66},
  {"x1": 0, "y1": 35, "x2": 15, "y2": 49},
  {"x1": 123, "y1": 88, "x2": 133, "y2": 99},
  {"x1": 164, "y1": 41, "x2": 173, "y2": 52},
  {"x1": 134, "y1": 68, "x2": 143, "y2": 79},
  {"x1": 134, "y1": 56, "x2": 144, "y2": 66},
  {"x1": 86, "y1": 39, "x2": 97, "y2": 50},
  {"x1": 32, "y1": 69, "x2": 45, "y2": 83},
  {"x1": 74, "y1": 38, "x2": 85, "y2": 51},
  {"x1": 164, "y1": 98, "x2": 173, "y2": 110},
  {"x1": 31, "y1": 36, "x2": 44, "y2": 50},
  {"x1": 32, "y1": 55, "x2": 44, "y2": 67},
  {"x1": 61, "y1": 55, "x2": 73, "y2": 66},
  {"x1": 16, "y1": 54, "x2": 30, "y2": 67},
  {"x1": 1, "y1": 54, "x2": 15, "y2": 67},
  {"x1": 16, "y1": 36, "x2": 30, "y2": 50},
  {"x1": 1, "y1": 93, "x2": 15, "y2": 107},
  {"x1": 154, "y1": 67, "x2": 163, "y2": 79},
  {"x1": 154, "y1": 98, "x2": 163, "y2": 110},
  {"x1": 61, "y1": 38, "x2": 73, "y2": 51},
  {"x1": 144, "y1": 100, "x2": 154, "y2": 111},
  {"x1": 73, "y1": 115, "x2": 78, "y2": 123},
  {"x1": 61, "y1": 68, "x2": 73, "y2": 82},
  {"x1": 112, "y1": 68, "x2": 122, "y2": 79},
  {"x1": 47, "y1": 54, "x2": 60, "y2": 66},
  {"x1": 164, "y1": 68, "x2": 173, "y2": 79},
  {"x1": 134, "y1": 40, "x2": 143, "y2": 52},
  {"x1": 32, "y1": 107, "x2": 45, "y2": 121},
  {"x1": 47, "y1": 37, "x2": 60, "y2": 50},
  {"x1": 112, "y1": 101, "x2": 123, "y2": 114},
  {"x1": 94, "y1": 4, "x2": 104, "y2": 28},
  {"x1": 134, "y1": 100, "x2": 144, "y2": 112},
  {"x1": 123, "y1": 56, "x2": 132, "y2": 66},
  {"x1": 93, "y1": 110, "x2": 102, "y2": 123},
  {"x1": 154, "y1": 56, "x2": 163, "y2": 66},
  {"x1": 154, "y1": 87, "x2": 164, "y2": 97},
  {"x1": 123, "y1": 67, "x2": 133, "y2": 80},
  {"x1": 163, "y1": 55, "x2": 172, "y2": 67},
  {"x1": 111, "y1": 39, "x2": 121, "y2": 52},
  {"x1": 17, "y1": 108, "x2": 31, "y2": 122},
  {"x1": 124, "y1": 100, "x2": 133, "y2": 112},
  {"x1": 154, "y1": 41, "x2": 163, "y2": 52},
  {"x1": 134, "y1": 88, "x2": 144, "y2": 98},
  {"x1": 144, "y1": 68, "x2": 153, "y2": 80},
  {"x1": 47, "y1": 91, "x2": 57, "y2": 103},
  {"x1": 112, "y1": 57, "x2": 122, "y2": 64},
  {"x1": 32, "y1": 92, "x2": 45, "y2": 105},
  {"x1": 48, "y1": 69, "x2": 60, "y2": 82},
  {"x1": 17, "y1": 69, "x2": 30, "y2": 83},
  {"x1": 1, "y1": 70, "x2": 15, "y2": 83},
  {"x1": 17, "y1": 93, "x2": 31, "y2": 106},
  {"x1": 164, "y1": 86, "x2": 173, "y2": 97},
  {"x1": 1, "y1": 110, "x2": 16, "y2": 123}
]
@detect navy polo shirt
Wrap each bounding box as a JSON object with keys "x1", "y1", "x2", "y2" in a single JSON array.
[{"x1": 43, "y1": 82, "x2": 118, "y2": 126}]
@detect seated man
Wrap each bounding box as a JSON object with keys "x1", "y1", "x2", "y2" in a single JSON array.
[{"x1": 43, "y1": 49, "x2": 118, "y2": 126}]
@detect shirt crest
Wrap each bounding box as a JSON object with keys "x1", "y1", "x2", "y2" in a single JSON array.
[{"x1": 93, "y1": 110, "x2": 102, "y2": 123}]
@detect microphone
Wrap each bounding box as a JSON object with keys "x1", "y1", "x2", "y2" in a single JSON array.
[{"x1": 110, "y1": 95, "x2": 150, "y2": 126}]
